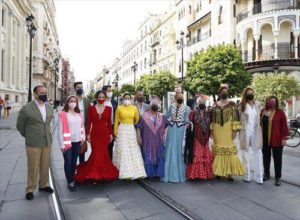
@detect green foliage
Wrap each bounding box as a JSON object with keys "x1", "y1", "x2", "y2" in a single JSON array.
[
  {"x1": 120, "y1": 84, "x2": 135, "y2": 95},
  {"x1": 112, "y1": 88, "x2": 121, "y2": 97},
  {"x1": 86, "y1": 90, "x2": 95, "y2": 102},
  {"x1": 184, "y1": 44, "x2": 252, "y2": 98},
  {"x1": 136, "y1": 74, "x2": 152, "y2": 96},
  {"x1": 149, "y1": 71, "x2": 178, "y2": 99},
  {"x1": 252, "y1": 72, "x2": 300, "y2": 106}
]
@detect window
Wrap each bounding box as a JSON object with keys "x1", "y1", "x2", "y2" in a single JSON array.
[
  {"x1": 145, "y1": 41, "x2": 147, "y2": 50},
  {"x1": 233, "y1": 4, "x2": 236, "y2": 17},
  {"x1": 4, "y1": 94, "x2": 9, "y2": 101},
  {"x1": 144, "y1": 58, "x2": 147, "y2": 69},
  {"x1": 15, "y1": 95, "x2": 18, "y2": 103},
  {"x1": 197, "y1": 29, "x2": 201, "y2": 41},
  {"x1": 189, "y1": 5, "x2": 192, "y2": 14},
  {"x1": 199, "y1": 0, "x2": 202, "y2": 10},
  {"x1": 2, "y1": 9, "x2": 5, "y2": 27},
  {"x1": 196, "y1": 4, "x2": 199, "y2": 12},
  {"x1": 209, "y1": 0, "x2": 212, "y2": 4},
  {"x1": 141, "y1": 44, "x2": 143, "y2": 54},
  {"x1": 218, "y1": 6, "x2": 223, "y2": 24},
  {"x1": 179, "y1": 64, "x2": 181, "y2": 72},
  {"x1": 1, "y1": 50, "x2": 4, "y2": 81}
]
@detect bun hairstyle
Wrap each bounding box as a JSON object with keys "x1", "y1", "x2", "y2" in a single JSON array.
[{"x1": 218, "y1": 83, "x2": 229, "y2": 94}]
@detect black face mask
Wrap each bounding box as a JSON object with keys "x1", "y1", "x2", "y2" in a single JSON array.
[
  {"x1": 246, "y1": 94, "x2": 254, "y2": 101},
  {"x1": 138, "y1": 97, "x2": 144, "y2": 103},
  {"x1": 39, "y1": 94, "x2": 47, "y2": 103},
  {"x1": 220, "y1": 93, "x2": 228, "y2": 100},
  {"x1": 151, "y1": 104, "x2": 159, "y2": 112},
  {"x1": 177, "y1": 99, "x2": 184, "y2": 104},
  {"x1": 76, "y1": 88, "x2": 83, "y2": 96},
  {"x1": 199, "y1": 103, "x2": 206, "y2": 110}
]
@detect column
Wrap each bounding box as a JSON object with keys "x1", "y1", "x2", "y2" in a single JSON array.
[
  {"x1": 293, "y1": 32, "x2": 299, "y2": 59},
  {"x1": 241, "y1": 38, "x2": 246, "y2": 62},
  {"x1": 7, "y1": 9, "x2": 13, "y2": 88},
  {"x1": 254, "y1": 34, "x2": 260, "y2": 61},
  {"x1": 273, "y1": 31, "x2": 279, "y2": 59}
]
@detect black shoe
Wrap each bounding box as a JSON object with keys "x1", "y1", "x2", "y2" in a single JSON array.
[
  {"x1": 68, "y1": 182, "x2": 76, "y2": 192},
  {"x1": 228, "y1": 176, "x2": 234, "y2": 181},
  {"x1": 39, "y1": 186, "x2": 54, "y2": 193},
  {"x1": 263, "y1": 175, "x2": 270, "y2": 181},
  {"x1": 215, "y1": 175, "x2": 221, "y2": 179},
  {"x1": 26, "y1": 192, "x2": 34, "y2": 200},
  {"x1": 275, "y1": 178, "x2": 281, "y2": 187}
]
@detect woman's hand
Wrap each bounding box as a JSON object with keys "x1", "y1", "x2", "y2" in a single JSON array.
[
  {"x1": 60, "y1": 148, "x2": 66, "y2": 153},
  {"x1": 232, "y1": 131, "x2": 237, "y2": 140},
  {"x1": 137, "y1": 136, "x2": 143, "y2": 146},
  {"x1": 282, "y1": 139, "x2": 286, "y2": 146},
  {"x1": 87, "y1": 135, "x2": 91, "y2": 143},
  {"x1": 109, "y1": 135, "x2": 113, "y2": 143}
]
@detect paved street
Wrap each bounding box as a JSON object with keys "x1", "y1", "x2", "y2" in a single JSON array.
[{"x1": 0, "y1": 113, "x2": 299, "y2": 220}]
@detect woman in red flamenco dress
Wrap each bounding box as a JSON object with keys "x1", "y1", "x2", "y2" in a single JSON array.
[{"x1": 74, "y1": 90, "x2": 119, "y2": 183}]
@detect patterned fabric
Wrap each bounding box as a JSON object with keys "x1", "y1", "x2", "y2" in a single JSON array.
[
  {"x1": 193, "y1": 107, "x2": 210, "y2": 145},
  {"x1": 113, "y1": 124, "x2": 147, "y2": 179},
  {"x1": 167, "y1": 103, "x2": 188, "y2": 127}
]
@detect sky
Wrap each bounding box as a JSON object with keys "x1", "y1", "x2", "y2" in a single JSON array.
[{"x1": 55, "y1": 0, "x2": 171, "y2": 84}]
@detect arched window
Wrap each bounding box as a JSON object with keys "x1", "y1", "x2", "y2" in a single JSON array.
[
  {"x1": 233, "y1": 4, "x2": 236, "y2": 17},
  {"x1": 218, "y1": 6, "x2": 223, "y2": 24},
  {"x1": 189, "y1": 5, "x2": 192, "y2": 14}
]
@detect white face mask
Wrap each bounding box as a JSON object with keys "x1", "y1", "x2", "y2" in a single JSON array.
[
  {"x1": 123, "y1": 100, "x2": 131, "y2": 106},
  {"x1": 69, "y1": 102, "x2": 77, "y2": 110},
  {"x1": 107, "y1": 92, "x2": 113, "y2": 98}
]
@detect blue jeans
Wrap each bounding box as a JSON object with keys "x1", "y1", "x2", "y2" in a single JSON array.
[
  {"x1": 63, "y1": 142, "x2": 81, "y2": 184},
  {"x1": 0, "y1": 106, "x2": 2, "y2": 118}
]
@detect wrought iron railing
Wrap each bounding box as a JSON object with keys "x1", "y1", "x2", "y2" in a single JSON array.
[
  {"x1": 237, "y1": 0, "x2": 298, "y2": 23},
  {"x1": 188, "y1": 30, "x2": 211, "y2": 47}
]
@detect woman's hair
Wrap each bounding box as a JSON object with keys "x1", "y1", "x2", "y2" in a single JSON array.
[
  {"x1": 240, "y1": 87, "x2": 254, "y2": 112},
  {"x1": 218, "y1": 83, "x2": 229, "y2": 94},
  {"x1": 63, "y1": 95, "x2": 80, "y2": 113},
  {"x1": 264, "y1": 95, "x2": 279, "y2": 110},
  {"x1": 94, "y1": 90, "x2": 107, "y2": 99},
  {"x1": 122, "y1": 92, "x2": 131, "y2": 98}
]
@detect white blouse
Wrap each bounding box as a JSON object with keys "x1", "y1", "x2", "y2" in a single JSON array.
[{"x1": 58, "y1": 112, "x2": 85, "y2": 149}]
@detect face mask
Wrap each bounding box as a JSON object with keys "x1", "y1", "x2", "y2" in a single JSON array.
[
  {"x1": 124, "y1": 100, "x2": 131, "y2": 106},
  {"x1": 246, "y1": 94, "x2": 254, "y2": 101},
  {"x1": 76, "y1": 88, "x2": 83, "y2": 96},
  {"x1": 69, "y1": 102, "x2": 76, "y2": 109},
  {"x1": 151, "y1": 104, "x2": 159, "y2": 112},
  {"x1": 199, "y1": 103, "x2": 206, "y2": 110},
  {"x1": 177, "y1": 99, "x2": 184, "y2": 104},
  {"x1": 107, "y1": 92, "x2": 113, "y2": 98},
  {"x1": 267, "y1": 100, "x2": 276, "y2": 109},
  {"x1": 220, "y1": 93, "x2": 228, "y2": 100},
  {"x1": 38, "y1": 95, "x2": 47, "y2": 103},
  {"x1": 97, "y1": 99, "x2": 105, "y2": 104},
  {"x1": 138, "y1": 97, "x2": 144, "y2": 103}
]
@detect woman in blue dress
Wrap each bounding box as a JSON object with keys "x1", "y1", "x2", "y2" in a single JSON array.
[{"x1": 162, "y1": 94, "x2": 190, "y2": 183}]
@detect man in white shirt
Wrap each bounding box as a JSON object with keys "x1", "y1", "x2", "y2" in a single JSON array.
[{"x1": 102, "y1": 85, "x2": 118, "y2": 159}]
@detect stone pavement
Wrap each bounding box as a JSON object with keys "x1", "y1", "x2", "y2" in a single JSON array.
[{"x1": 0, "y1": 113, "x2": 54, "y2": 220}]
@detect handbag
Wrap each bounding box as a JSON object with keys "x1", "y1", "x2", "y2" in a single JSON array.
[
  {"x1": 6, "y1": 106, "x2": 11, "y2": 110},
  {"x1": 80, "y1": 141, "x2": 88, "y2": 154}
]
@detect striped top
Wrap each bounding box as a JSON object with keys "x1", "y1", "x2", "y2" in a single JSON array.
[{"x1": 58, "y1": 112, "x2": 85, "y2": 148}]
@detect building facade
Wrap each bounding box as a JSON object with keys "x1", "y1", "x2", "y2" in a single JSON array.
[{"x1": 61, "y1": 58, "x2": 75, "y2": 102}]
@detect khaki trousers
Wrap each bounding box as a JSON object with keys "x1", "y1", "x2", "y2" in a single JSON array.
[{"x1": 26, "y1": 146, "x2": 51, "y2": 193}]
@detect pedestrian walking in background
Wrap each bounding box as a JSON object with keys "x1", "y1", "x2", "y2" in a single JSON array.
[
  {"x1": 75, "y1": 91, "x2": 119, "y2": 183},
  {"x1": 74, "y1": 81, "x2": 91, "y2": 164},
  {"x1": 162, "y1": 93, "x2": 190, "y2": 183},
  {"x1": 211, "y1": 84, "x2": 244, "y2": 181},
  {"x1": 186, "y1": 96, "x2": 213, "y2": 180},
  {"x1": 103, "y1": 85, "x2": 118, "y2": 160},
  {"x1": 137, "y1": 97, "x2": 165, "y2": 178},
  {"x1": 113, "y1": 93, "x2": 146, "y2": 180},
  {"x1": 0, "y1": 96, "x2": 4, "y2": 119},
  {"x1": 3, "y1": 97, "x2": 11, "y2": 119},
  {"x1": 134, "y1": 90, "x2": 149, "y2": 116},
  {"x1": 57, "y1": 95, "x2": 85, "y2": 191},
  {"x1": 239, "y1": 87, "x2": 264, "y2": 185},
  {"x1": 261, "y1": 95, "x2": 288, "y2": 186},
  {"x1": 16, "y1": 85, "x2": 54, "y2": 200}
]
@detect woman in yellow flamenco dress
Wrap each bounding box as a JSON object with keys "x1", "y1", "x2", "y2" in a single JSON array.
[{"x1": 211, "y1": 85, "x2": 244, "y2": 181}]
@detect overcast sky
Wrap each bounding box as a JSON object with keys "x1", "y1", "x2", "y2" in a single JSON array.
[{"x1": 55, "y1": 0, "x2": 171, "y2": 84}]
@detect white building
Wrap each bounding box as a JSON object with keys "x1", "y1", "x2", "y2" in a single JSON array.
[{"x1": 0, "y1": 0, "x2": 35, "y2": 111}]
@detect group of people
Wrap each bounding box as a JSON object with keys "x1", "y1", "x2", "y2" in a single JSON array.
[
  {"x1": 0, "y1": 96, "x2": 11, "y2": 119},
  {"x1": 16, "y1": 81, "x2": 289, "y2": 201}
]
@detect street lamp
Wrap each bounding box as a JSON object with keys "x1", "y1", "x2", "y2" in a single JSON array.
[
  {"x1": 131, "y1": 61, "x2": 138, "y2": 86},
  {"x1": 176, "y1": 31, "x2": 190, "y2": 87},
  {"x1": 54, "y1": 58, "x2": 59, "y2": 108},
  {"x1": 115, "y1": 72, "x2": 120, "y2": 105},
  {"x1": 26, "y1": 15, "x2": 37, "y2": 102}
]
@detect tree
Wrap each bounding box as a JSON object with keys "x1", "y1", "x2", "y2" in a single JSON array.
[
  {"x1": 252, "y1": 72, "x2": 300, "y2": 106},
  {"x1": 148, "y1": 71, "x2": 178, "y2": 99},
  {"x1": 112, "y1": 88, "x2": 121, "y2": 97},
  {"x1": 86, "y1": 89, "x2": 95, "y2": 102},
  {"x1": 120, "y1": 84, "x2": 135, "y2": 95},
  {"x1": 183, "y1": 44, "x2": 252, "y2": 100},
  {"x1": 136, "y1": 74, "x2": 152, "y2": 96}
]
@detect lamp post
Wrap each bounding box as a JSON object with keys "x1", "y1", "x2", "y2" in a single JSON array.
[
  {"x1": 114, "y1": 71, "x2": 120, "y2": 104},
  {"x1": 26, "y1": 15, "x2": 37, "y2": 102},
  {"x1": 176, "y1": 31, "x2": 190, "y2": 87},
  {"x1": 54, "y1": 58, "x2": 59, "y2": 108},
  {"x1": 131, "y1": 61, "x2": 138, "y2": 86}
]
